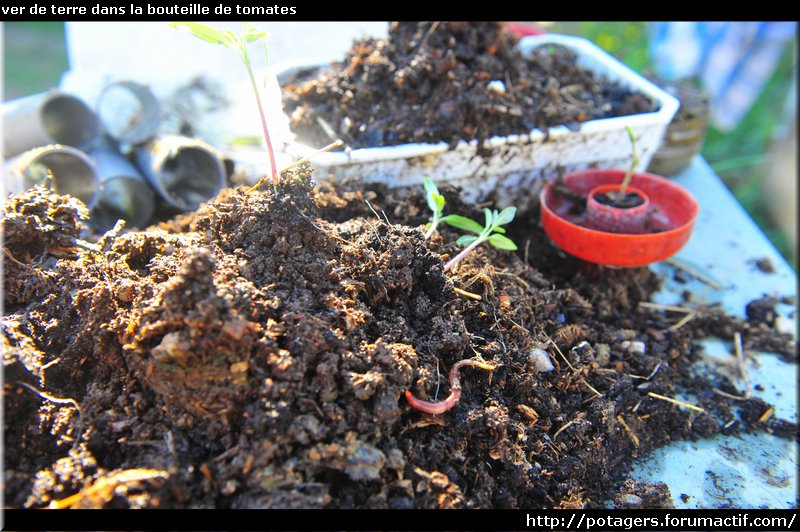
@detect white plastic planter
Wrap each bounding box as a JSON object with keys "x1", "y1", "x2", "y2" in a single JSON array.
[{"x1": 279, "y1": 34, "x2": 680, "y2": 210}]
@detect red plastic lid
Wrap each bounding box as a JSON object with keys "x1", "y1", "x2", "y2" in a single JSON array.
[
  {"x1": 505, "y1": 22, "x2": 547, "y2": 37},
  {"x1": 539, "y1": 169, "x2": 699, "y2": 267}
]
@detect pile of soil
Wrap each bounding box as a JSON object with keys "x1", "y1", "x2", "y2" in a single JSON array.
[
  {"x1": 281, "y1": 22, "x2": 656, "y2": 150},
  {"x1": 3, "y1": 170, "x2": 795, "y2": 509}
]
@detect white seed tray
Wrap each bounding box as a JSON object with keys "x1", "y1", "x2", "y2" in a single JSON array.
[{"x1": 279, "y1": 34, "x2": 680, "y2": 210}]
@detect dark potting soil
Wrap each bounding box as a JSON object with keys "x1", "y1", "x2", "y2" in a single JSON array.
[
  {"x1": 281, "y1": 22, "x2": 656, "y2": 150},
  {"x1": 3, "y1": 171, "x2": 796, "y2": 510},
  {"x1": 594, "y1": 191, "x2": 646, "y2": 210}
]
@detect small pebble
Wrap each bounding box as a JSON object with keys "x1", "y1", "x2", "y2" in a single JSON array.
[
  {"x1": 621, "y1": 340, "x2": 646, "y2": 355},
  {"x1": 617, "y1": 493, "x2": 643, "y2": 508},
  {"x1": 774, "y1": 315, "x2": 795, "y2": 335},
  {"x1": 529, "y1": 348, "x2": 554, "y2": 373},
  {"x1": 487, "y1": 80, "x2": 506, "y2": 94}
]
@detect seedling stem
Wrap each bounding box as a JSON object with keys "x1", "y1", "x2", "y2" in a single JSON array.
[
  {"x1": 171, "y1": 22, "x2": 278, "y2": 185},
  {"x1": 619, "y1": 126, "x2": 639, "y2": 196}
]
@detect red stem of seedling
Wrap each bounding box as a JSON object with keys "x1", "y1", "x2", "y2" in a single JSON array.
[
  {"x1": 443, "y1": 237, "x2": 483, "y2": 272},
  {"x1": 405, "y1": 359, "x2": 495, "y2": 415},
  {"x1": 246, "y1": 68, "x2": 279, "y2": 184}
]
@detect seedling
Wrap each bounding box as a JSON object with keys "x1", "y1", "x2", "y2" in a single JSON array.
[
  {"x1": 423, "y1": 177, "x2": 446, "y2": 239},
  {"x1": 618, "y1": 125, "x2": 639, "y2": 196},
  {"x1": 171, "y1": 22, "x2": 279, "y2": 186},
  {"x1": 443, "y1": 206, "x2": 518, "y2": 271}
]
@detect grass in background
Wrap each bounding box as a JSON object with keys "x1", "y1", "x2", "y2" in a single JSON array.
[{"x1": 702, "y1": 41, "x2": 796, "y2": 267}]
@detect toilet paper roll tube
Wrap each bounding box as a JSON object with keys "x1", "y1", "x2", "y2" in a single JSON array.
[
  {"x1": 2, "y1": 91, "x2": 98, "y2": 158},
  {"x1": 134, "y1": 135, "x2": 225, "y2": 211},
  {"x1": 5, "y1": 144, "x2": 98, "y2": 207},
  {"x1": 96, "y1": 81, "x2": 161, "y2": 147},
  {"x1": 89, "y1": 144, "x2": 156, "y2": 231}
]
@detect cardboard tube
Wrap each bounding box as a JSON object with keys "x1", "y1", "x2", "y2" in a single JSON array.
[
  {"x1": 134, "y1": 135, "x2": 225, "y2": 211},
  {"x1": 89, "y1": 142, "x2": 156, "y2": 231},
  {"x1": 6, "y1": 144, "x2": 98, "y2": 206},
  {"x1": 96, "y1": 81, "x2": 161, "y2": 146},
  {"x1": 2, "y1": 91, "x2": 98, "y2": 158}
]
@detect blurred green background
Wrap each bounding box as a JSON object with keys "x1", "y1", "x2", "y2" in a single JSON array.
[{"x1": 3, "y1": 21, "x2": 796, "y2": 268}]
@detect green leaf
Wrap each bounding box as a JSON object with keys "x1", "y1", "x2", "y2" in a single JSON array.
[
  {"x1": 424, "y1": 192, "x2": 435, "y2": 214},
  {"x1": 495, "y1": 206, "x2": 517, "y2": 226},
  {"x1": 423, "y1": 177, "x2": 441, "y2": 214},
  {"x1": 243, "y1": 23, "x2": 268, "y2": 43},
  {"x1": 493, "y1": 226, "x2": 506, "y2": 234},
  {"x1": 484, "y1": 208, "x2": 493, "y2": 230},
  {"x1": 423, "y1": 176, "x2": 438, "y2": 197},
  {"x1": 488, "y1": 233, "x2": 518, "y2": 250},
  {"x1": 171, "y1": 22, "x2": 231, "y2": 46},
  {"x1": 456, "y1": 235, "x2": 479, "y2": 246},
  {"x1": 443, "y1": 215, "x2": 484, "y2": 234},
  {"x1": 426, "y1": 193, "x2": 440, "y2": 214}
]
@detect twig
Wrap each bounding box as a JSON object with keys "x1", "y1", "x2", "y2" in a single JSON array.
[
  {"x1": 544, "y1": 332, "x2": 602, "y2": 399},
  {"x1": 552, "y1": 419, "x2": 576, "y2": 440},
  {"x1": 628, "y1": 362, "x2": 662, "y2": 381},
  {"x1": 48, "y1": 469, "x2": 168, "y2": 509},
  {"x1": 315, "y1": 116, "x2": 339, "y2": 142},
  {"x1": 119, "y1": 439, "x2": 162, "y2": 447},
  {"x1": 214, "y1": 445, "x2": 241, "y2": 462},
  {"x1": 758, "y1": 407, "x2": 775, "y2": 423},
  {"x1": 665, "y1": 258, "x2": 723, "y2": 290},
  {"x1": 638, "y1": 302, "x2": 699, "y2": 331},
  {"x1": 668, "y1": 310, "x2": 698, "y2": 331},
  {"x1": 421, "y1": 21, "x2": 440, "y2": 46},
  {"x1": 647, "y1": 392, "x2": 705, "y2": 413},
  {"x1": 638, "y1": 301, "x2": 695, "y2": 313},
  {"x1": 644, "y1": 362, "x2": 662, "y2": 381},
  {"x1": 453, "y1": 287, "x2": 482, "y2": 301},
  {"x1": 616, "y1": 415, "x2": 639, "y2": 447},
  {"x1": 733, "y1": 331, "x2": 751, "y2": 399},
  {"x1": 544, "y1": 332, "x2": 575, "y2": 372},
  {"x1": 3, "y1": 248, "x2": 29, "y2": 267},
  {"x1": 712, "y1": 387, "x2": 748, "y2": 401}
]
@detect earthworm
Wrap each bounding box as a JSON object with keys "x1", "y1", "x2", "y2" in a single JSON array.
[{"x1": 405, "y1": 359, "x2": 496, "y2": 415}]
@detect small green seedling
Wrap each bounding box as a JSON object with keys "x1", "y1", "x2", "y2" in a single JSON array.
[
  {"x1": 618, "y1": 125, "x2": 639, "y2": 196},
  {"x1": 171, "y1": 22, "x2": 279, "y2": 187},
  {"x1": 443, "y1": 206, "x2": 518, "y2": 271},
  {"x1": 423, "y1": 177, "x2": 446, "y2": 239}
]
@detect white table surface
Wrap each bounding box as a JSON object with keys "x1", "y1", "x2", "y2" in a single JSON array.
[{"x1": 630, "y1": 157, "x2": 797, "y2": 509}]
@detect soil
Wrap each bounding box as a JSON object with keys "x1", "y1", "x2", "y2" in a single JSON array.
[
  {"x1": 3, "y1": 169, "x2": 796, "y2": 510},
  {"x1": 594, "y1": 190, "x2": 645, "y2": 210},
  {"x1": 281, "y1": 22, "x2": 656, "y2": 150}
]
